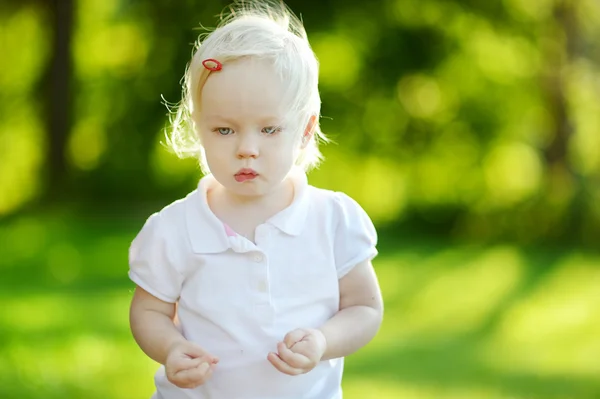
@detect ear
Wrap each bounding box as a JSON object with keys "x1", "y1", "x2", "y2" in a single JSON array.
[{"x1": 300, "y1": 115, "x2": 318, "y2": 149}]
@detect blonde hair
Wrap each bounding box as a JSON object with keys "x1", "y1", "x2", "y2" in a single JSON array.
[{"x1": 166, "y1": 0, "x2": 327, "y2": 172}]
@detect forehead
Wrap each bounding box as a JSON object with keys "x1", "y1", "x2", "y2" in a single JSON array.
[{"x1": 200, "y1": 57, "x2": 288, "y2": 119}]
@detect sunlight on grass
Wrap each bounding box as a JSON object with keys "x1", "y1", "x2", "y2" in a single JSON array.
[
  {"x1": 2, "y1": 212, "x2": 599, "y2": 398},
  {"x1": 2, "y1": 333, "x2": 156, "y2": 399},
  {"x1": 482, "y1": 252, "x2": 600, "y2": 377},
  {"x1": 403, "y1": 246, "x2": 522, "y2": 335},
  {"x1": 373, "y1": 245, "x2": 523, "y2": 341},
  {"x1": 1, "y1": 295, "x2": 70, "y2": 331},
  {"x1": 0, "y1": 290, "x2": 157, "y2": 399},
  {"x1": 0, "y1": 291, "x2": 130, "y2": 334},
  {"x1": 345, "y1": 378, "x2": 516, "y2": 399}
]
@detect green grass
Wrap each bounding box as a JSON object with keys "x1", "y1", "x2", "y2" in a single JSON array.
[{"x1": 1, "y1": 211, "x2": 599, "y2": 399}]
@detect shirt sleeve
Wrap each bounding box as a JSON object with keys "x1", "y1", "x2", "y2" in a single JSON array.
[
  {"x1": 128, "y1": 212, "x2": 184, "y2": 303},
  {"x1": 333, "y1": 192, "x2": 378, "y2": 279}
]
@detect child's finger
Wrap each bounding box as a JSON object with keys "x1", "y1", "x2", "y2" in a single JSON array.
[
  {"x1": 184, "y1": 342, "x2": 212, "y2": 359},
  {"x1": 170, "y1": 356, "x2": 203, "y2": 373},
  {"x1": 198, "y1": 353, "x2": 219, "y2": 364},
  {"x1": 173, "y1": 362, "x2": 211, "y2": 388},
  {"x1": 283, "y1": 329, "x2": 307, "y2": 348},
  {"x1": 277, "y1": 342, "x2": 310, "y2": 369},
  {"x1": 267, "y1": 352, "x2": 303, "y2": 376},
  {"x1": 288, "y1": 339, "x2": 316, "y2": 359}
]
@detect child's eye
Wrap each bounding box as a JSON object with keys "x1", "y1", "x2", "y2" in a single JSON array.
[
  {"x1": 214, "y1": 127, "x2": 234, "y2": 135},
  {"x1": 262, "y1": 126, "x2": 281, "y2": 135}
]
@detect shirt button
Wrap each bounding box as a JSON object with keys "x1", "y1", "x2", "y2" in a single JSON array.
[
  {"x1": 257, "y1": 280, "x2": 268, "y2": 292},
  {"x1": 253, "y1": 253, "x2": 263, "y2": 262}
]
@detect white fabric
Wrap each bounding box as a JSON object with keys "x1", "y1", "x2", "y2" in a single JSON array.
[{"x1": 129, "y1": 170, "x2": 377, "y2": 399}]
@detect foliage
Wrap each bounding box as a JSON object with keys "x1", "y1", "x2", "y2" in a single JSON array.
[{"x1": 1, "y1": 1, "x2": 599, "y2": 242}]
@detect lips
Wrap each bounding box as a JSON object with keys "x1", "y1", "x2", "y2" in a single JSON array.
[{"x1": 234, "y1": 168, "x2": 258, "y2": 182}]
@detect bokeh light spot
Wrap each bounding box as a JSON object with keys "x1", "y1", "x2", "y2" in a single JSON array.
[
  {"x1": 312, "y1": 34, "x2": 360, "y2": 90},
  {"x1": 67, "y1": 118, "x2": 107, "y2": 171},
  {"x1": 484, "y1": 142, "x2": 543, "y2": 207}
]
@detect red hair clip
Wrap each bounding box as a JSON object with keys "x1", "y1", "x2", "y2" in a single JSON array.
[{"x1": 202, "y1": 58, "x2": 222, "y2": 71}]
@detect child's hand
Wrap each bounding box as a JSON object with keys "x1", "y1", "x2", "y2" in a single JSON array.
[
  {"x1": 267, "y1": 328, "x2": 327, "y2": 375},
  {"x1": 165, "y1": 341, "x2": 219, "y2": 389}
]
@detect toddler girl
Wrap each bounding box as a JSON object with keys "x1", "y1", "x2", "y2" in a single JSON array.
[{"x1": 128, "y1": 1, "x2": 383, "y2": 398}]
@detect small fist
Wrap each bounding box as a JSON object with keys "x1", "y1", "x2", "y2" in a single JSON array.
[
  {"x1": 165, "y1": 341, "x2": 219, "y2": 389},
  {"x1": 267, "y1": 328, "x2": 327, "y2": 376}
]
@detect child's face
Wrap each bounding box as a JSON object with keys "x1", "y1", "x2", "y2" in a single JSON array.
[{"x1": 198, "y1": 57, "x2": 304, "y2": 197}]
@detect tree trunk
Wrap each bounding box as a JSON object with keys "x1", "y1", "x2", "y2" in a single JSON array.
[
  {"x1": 540, "y1": 0, "x2": 582, "y2": 239},
  {"x1": 41, "y1": 0, "x2": 73, "y2": 200},
  {"x1": 544, "y1": 0, "x2": 579, "y2": 166}
]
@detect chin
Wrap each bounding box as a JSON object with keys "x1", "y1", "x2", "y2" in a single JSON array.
[{"x1": 228, "y1": 181, "x2": 266, "y2": 196}]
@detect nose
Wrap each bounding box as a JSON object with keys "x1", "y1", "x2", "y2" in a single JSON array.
[{"x1": 236, "y1": 132, "x2": 259, "y2": 159}]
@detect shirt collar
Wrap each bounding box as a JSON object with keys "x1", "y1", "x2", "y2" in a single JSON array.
[
  {"x1": 265, "y1": 168, "x2": 310, "y2": 236},
  {"x1": 185, "y1": 175, "x2": 231, "y2": 254},
  {"x1": 185, "y1": 168, "x2": 310, "y2": 254}
]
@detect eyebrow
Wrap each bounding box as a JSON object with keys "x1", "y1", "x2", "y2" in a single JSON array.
[
  {"x1": 204, "y1": 115, "x2": 237, "y2": 125},
  {"x1": 205, "y1": 115, "x2": 283, "y2": 125}
]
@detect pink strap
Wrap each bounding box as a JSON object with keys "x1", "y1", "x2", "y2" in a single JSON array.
[{"x1": 223, "y1": 223, "x2": 237, "y2": 237}]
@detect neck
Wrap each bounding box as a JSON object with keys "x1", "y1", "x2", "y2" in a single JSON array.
[{"x1": 217, "y1": 178, "x2": 294, "y2": 210}]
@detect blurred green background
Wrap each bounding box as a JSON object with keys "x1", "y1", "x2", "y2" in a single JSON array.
[{"x1": 1, "y1": 0, "x2": 599, "y2": 398}]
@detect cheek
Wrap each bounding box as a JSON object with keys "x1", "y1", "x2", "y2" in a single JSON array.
[
  {"x1": 269, "y1": 136, "x2": 299, "y2": 160},
  {"x1": 201, "y1": 137, "x2": 228, "y2": 165},
  {"x1": 201, "y1": 132, "x2": 227, "y2": 151},
  {"x1": 282, "y1": 131, "x2": 302, "y2": 150},
  {"x1": 197, "y1": 130, "x2": 209, "y2": 148}
]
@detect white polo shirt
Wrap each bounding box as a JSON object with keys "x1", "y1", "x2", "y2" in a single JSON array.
[{"x1": 128, "y1": 169, "x2": 377, "y2": 399}]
